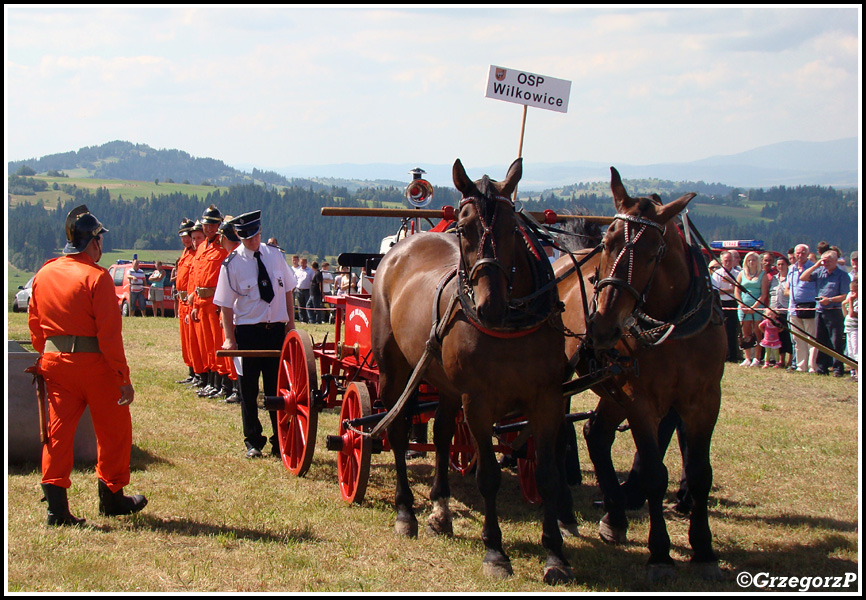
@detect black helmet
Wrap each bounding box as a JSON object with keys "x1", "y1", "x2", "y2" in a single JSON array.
[
  {"x1": 219, "y1": 216, "x2": 240, "y2": 243},
  {"x1": 201, "y1": 204, "x2": 222, "y2": 224},
  {"x1": 63, "y1": 205, "x2": 108, "y2": 254},
  {"x1": 178, "y1": 217, "x2": 195, "y2": 236}
]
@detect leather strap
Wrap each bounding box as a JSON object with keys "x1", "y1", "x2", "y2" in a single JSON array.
[{"x1": 44, "y1": 335, "x2": 100, "y2": 353}]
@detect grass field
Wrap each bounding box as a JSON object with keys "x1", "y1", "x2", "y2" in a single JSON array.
[
  {"x1": 8, "y1": 176, "x2": 230, "y2": 208},
  {"x1": 5, "y1": 314, "x2": 860, "y2": 592}
]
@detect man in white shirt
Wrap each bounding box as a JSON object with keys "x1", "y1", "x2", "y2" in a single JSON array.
[
  {"x1": 711, "y1": 251, "x2": 741, "y2": 363},
  {"x1": 127, "y1": 258, "x2": 147, "y2": 316},
  {"x1": 214, "y1": 210, "x2": 296, "y2": 459}
]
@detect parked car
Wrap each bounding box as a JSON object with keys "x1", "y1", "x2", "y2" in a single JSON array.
[
  {"x1": 702, "y1": 239, "x2": 785, "y2": 263},
  {"x1": 12, "y1": 276, "x2": 34, "y2": 312},
  {"x1": 107, "y1": 260, "x2": 175, "y2": 317}
]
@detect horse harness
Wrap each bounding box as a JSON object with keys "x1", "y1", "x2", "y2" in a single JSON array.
[
  {"x1": 592, "y1": 213, "x2": 719, "y2": 346},
  {"x1": 454, "y1": 194, "x2": 562, "y2": 337}
]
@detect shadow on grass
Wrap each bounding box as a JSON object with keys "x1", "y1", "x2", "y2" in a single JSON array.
[
  {"x1": 93, "y1": 513, "x2": 322, "y2": 545},
  {"x1": 8, "y1": 444, "x2": 168, "y2": 476}
]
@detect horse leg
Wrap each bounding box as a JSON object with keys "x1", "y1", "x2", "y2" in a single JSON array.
[
  {"x1": 464, "y1": 402, "x2": 511, "y2": 580},
  {"x1": 377, "y1": 352, "x2": 418, "y2": 538},
  {"x1": 387, "y1": 413, "x2": 418, "y2": 537},
  {"x1": 630, "y1": 417, "x2": 675, "y2": 581},
  {"x1": 682, "y1": 411, "x2": 723, "y2": 580},
  {"x1": 427, "y1": 398, "x2": 459, "y2": 536},
  {"x1": 530, "y1": 410, "x2": 575, "y2": 585},
  {"x1": 583, "y1": 390, "x2": 628, "y2": 544},
  {"x1": 556, "y1": 419, "x2": 579, "y2": 538}
]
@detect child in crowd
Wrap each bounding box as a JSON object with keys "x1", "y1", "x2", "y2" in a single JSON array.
[
  {"x1": 758, "y1": 309, "x2": 783, "y2": 368},
  {"x1": 842, "y1": 277, "x2": 858, "y2": 381}
]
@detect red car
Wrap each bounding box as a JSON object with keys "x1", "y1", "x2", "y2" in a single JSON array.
[{"x1": 107, "y1": 260, "x2": 175, "y2": 317}]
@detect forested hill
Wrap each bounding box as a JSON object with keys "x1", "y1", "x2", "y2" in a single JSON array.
[
  {"x1": 7, "y1": 179, "x2": 858, "y2": 274},
  {"x1": 8, "y1": 140, "x2": 292, "y2": 188},
  {"x1": 8, "y1": 183, "x2": 461, "y2": 273}
]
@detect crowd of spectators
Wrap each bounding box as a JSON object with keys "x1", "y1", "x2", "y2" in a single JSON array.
[{"x1": 709, "y1": 242, "x2": 857, "y2": 381}]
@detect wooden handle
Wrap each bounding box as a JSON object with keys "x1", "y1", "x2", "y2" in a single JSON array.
[{"x1": 321, "y1": 206, "x2": 614, "y2": 224}]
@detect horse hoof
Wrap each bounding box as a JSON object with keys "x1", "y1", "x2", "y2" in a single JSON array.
[
  {"x1": 646, "y1": 563, "x2": 676, "y2": 583},
  {"x1": 426, "y1": 517, "x2": 453, "y2": 537},
  {"x1": 482, "y1": 560, "x2": 513, "y2": 580},
  {"x1": 543, "y1": 564, "x2": 575, "y2": 586},
  {"x1": 691, "y1": 561, "x2": 724, "y2": 581},
  {"x1": 598, "y1": 518, "x2": 627, "y2": 545},
  {"x1": 558, "y1": 520, "x2": 579, "y2": 538},
  {"x1": 394, "y1": 518, "x2": 418, "y2": 538}
]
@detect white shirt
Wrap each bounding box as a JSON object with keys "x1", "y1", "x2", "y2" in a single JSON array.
[
  {"x1": 214, "y1": 243, "x2": 297, "y2": 325},
  {"x1": 321, "y1": 269, "x2": 334, "y2": 294},
  {"x1": 711, "y1": 268, "x2": 737, "y2": 301},
  {"x1": 293, "y1": 266, "x2": 313, "y2": 290}
]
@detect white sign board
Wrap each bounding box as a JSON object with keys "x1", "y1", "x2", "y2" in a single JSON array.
[{"x1": 485, "y1": 65, "x2": 571, "y2": 113}]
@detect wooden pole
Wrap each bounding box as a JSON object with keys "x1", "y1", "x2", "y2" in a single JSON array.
[
  {"x1": 321, "y1": 206, "x2": 614, "y2": 224},
  {"x1": 513, "y1": 104, "x2": 528, "y2": 203}
]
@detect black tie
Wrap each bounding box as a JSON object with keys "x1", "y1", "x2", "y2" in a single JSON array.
[{"x1": 254, "y1": 250, "x2": 275, "y2": 303}]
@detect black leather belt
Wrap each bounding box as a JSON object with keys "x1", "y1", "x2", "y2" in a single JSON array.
[{"x1": 244, "y1": 322, "x2": 287, "y2": 330}]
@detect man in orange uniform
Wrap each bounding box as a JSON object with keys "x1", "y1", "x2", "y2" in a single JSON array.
[
  {"x1": 215, "y1": 217, "x2": 242, "y2": 402},
  {"x1": 174, "y1": 218, "x2": 196, "y2": 384},
  {"x1": 190, "y1": 205, "x2": 229, "y2": 397},
  {"x1": 185, "y1": 221, "x2": 208, "y2": 388},
  {"x1": 29, "y1": 205, "x2": 147, "y2": 526}
]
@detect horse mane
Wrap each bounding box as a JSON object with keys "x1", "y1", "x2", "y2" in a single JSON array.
[{"x1": 557, "y1": 207, "x2": 604, "y2": 252}]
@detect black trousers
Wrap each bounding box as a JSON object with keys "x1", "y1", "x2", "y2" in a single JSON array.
[
  {"x1": 720, "y1": 299, "x2": 741, "y2": 362},
  {"x1": 235, "y1": 323, "x2": 286, "y2": 452},
  {"x1": 815, "y1": 309, "x2": 845, "y2": 374}
]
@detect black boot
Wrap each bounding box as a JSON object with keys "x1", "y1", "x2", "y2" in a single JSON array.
[
  {"x1": 406, "y1": 421, "x2": 428, "y2": 460},
  {"x1": 197, "y1": 371, "x2": 216, "y2": 396},
  {"x1": 207, "y1": 373, "x2": 225, "y2": 398},
  {"x1": 219, "y1": 375, "x2": 233, "y2": 400},
  {"x1": 190, "y1": 372, "x2": 207, "y2": 388},
  {"x1": 176, "y1": 366, "x2": 195, "y2": 384},
  {"x1": 41, "y1": 483, "x2": 86, "y2": 527},
  {"x1": 225, "y1": 379, "x2": 241, "y2": 404},
  {"x1": 98, "y1": 479, "x2": 147, "y2": 516}
]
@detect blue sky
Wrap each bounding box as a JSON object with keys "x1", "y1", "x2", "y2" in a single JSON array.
[{"x1": 4, "y1": 5, "x2": 860, "y2": 172}]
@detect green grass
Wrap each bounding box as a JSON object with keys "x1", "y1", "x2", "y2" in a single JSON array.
[
  {"x1": 5, "y1": 313, "x2": 860, "y2": 592},
  {"x1": 8, "y1": 176, "x2": 229, "y2": 208}
]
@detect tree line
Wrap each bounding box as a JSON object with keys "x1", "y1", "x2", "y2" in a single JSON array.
[{"x1": 7, "y1": 181, "x2": 857, "y2": 274}]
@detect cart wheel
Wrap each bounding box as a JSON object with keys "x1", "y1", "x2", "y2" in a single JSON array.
[
  {"x1": 275, "y1": 329, "x2": 319, "y2": 476},
  {"x1": 517, "y1": 436, "x2": 541, "y2": 505},
  {"x1": 337, "y1": 382, "x2": 373, "y2": 504},
  {"x1": 449, "y1": 413, "x2": 476, "y2": 476}
]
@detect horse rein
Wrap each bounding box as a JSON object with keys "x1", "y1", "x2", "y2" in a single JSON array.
[{"x1": 593, "y1": 213, "x2": 667, "y2": 308}]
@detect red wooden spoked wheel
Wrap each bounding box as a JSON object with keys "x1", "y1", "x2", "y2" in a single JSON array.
[
  {"x1": 517, "y1": 436, "x2": 541, "y2": 505},
  {"x1": 337, "y1": 382, "x2": 373, "y2": 504},
  {"x1": 449, "y1": 413, "x2": 476, "y2": 476},
  {"x1": 275, "y1": 329, "x2": 319, "y2": 476}
]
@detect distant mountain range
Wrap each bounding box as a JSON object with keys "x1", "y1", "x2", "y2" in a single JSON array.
[
  {"x1": 9, "y1": 137, "x2": 858, "y2": 193},
  {"x1": 260, "y1": 137, "x2": 858, "y2": 190}
]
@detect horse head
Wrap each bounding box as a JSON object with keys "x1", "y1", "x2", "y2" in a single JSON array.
[
  {"x1": 587, "y1": 167, "x2": 696, "y2": 350},
  {"x1": 452, "y1": 157, "x2": 523, "y2": 329}
]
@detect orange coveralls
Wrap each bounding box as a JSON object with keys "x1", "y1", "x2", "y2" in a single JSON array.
[
  {"x1": 29, "y1": 253, "x2": 134, "y2": 492},
  {"x1": 175, "y1": 245, "x2": 195, "y2": 369},
  {"x1": 192, "y1": 236, "x2": 228, "y2": 376}
]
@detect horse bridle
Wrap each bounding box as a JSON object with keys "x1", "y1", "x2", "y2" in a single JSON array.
[
  {"x1": 455, "y1": 194, "x2": 518, "y2": 295},
  {"x1": 593, "y1": 213, "x2": 667, "y2": 311}
]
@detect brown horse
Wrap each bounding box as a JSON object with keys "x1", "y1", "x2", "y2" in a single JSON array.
[
  {"x1": 371, "y1": 158, "x2": 576, "y2": 584},
  {"x1": 555, "y1": 167, "x2": 724, "y2": 580}
]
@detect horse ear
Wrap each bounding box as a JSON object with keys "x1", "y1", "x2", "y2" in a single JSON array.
[
  {"x1": 610, "y1": 167, "x2": 636, "y2": 213},
  {"x1": 453, "y1": 159, "x2": 474, "y2": 196},
  {"x1": 655, "y1": 192, "x2": 697, "y2": 224},
  {"x1": 499, "y1": 158, "x2": 523, "y2": 197}
]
